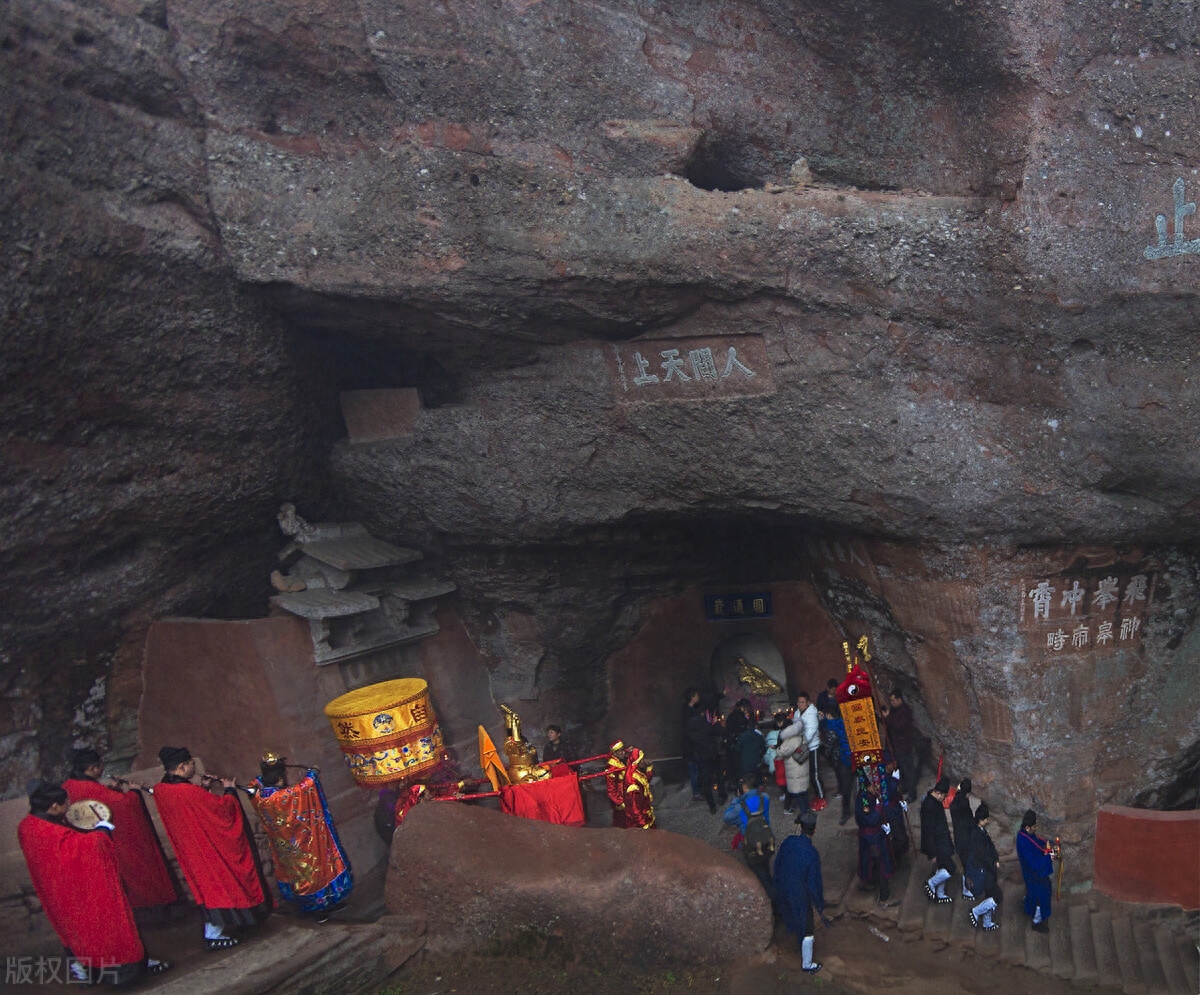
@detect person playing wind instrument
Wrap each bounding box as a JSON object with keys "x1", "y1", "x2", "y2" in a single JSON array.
[
  {"x1": 62, "y1": 748, "x2": 177, "y2": 911},
  {"x1": 152, "y1": 746, "x2": 270, "y2": 950}
]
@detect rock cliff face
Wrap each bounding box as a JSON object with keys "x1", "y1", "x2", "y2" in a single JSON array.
[{"x1": 1, "y1": 0, "x2": 1197, "y2": 848}]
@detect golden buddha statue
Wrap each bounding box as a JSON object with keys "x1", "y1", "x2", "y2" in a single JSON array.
[
  {"x1": 499, "y1": 704, "x2": 549, "y2": 783},
  {"x1": 736, "y1": 656, "x2": 783, "y2": 695}
]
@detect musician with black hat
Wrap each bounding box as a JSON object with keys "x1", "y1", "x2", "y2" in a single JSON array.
[
  {"x1": 17, "y1": 780, "x2": 171, "y2": 983},
  {"x1": 152, "y1": 746, "x2": 270, "y2": 950},
  {"x1": 63, "y1": 747, "x2": 177, "y2": 911}
]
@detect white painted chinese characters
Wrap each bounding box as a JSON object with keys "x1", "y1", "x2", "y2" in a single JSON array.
[
  {"x1": 1022, "y1": 573, "x2": 1152, "y2": 654},
  {"x1": 605, "y1": 336, "x2": 773, "y2": 402},
  {"x1": 1143, "y1": 178, "x2": 1200, "y2": 260}
]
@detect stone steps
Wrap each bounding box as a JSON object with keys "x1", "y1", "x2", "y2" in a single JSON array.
[
  {"x1": 1000, "y1": 895, "x2": 1028, "y2": 966},
  {"x1": 1111, "y1": 913, "x2": 1147, "y2": 995},
  {"x1": 897, "y1": 858, "x2": 928, "y2": 936},
  {"x1": 671, "y1": 790, "x2": 1195, "y2": 995},
  {"x1": 1134, "y1": 921, "x2": 1172, "y2": 995},
  {"x1": 1025, "y1": 913, "x2": 1053, "y2": 972},
  {"x1": 1153, "y1": 926, "x2": 1191, "y2": 995},
  {"x1": 880, "y1": 851, "x2": 1196, "y2": 995},
  {"x1": 947, "y1": 892, "x2": 976, "y2": 951},
  {"x1": 147, "y1": 918, "x2": 422, "y2": 995},
  {"x1": 1174, "y1": 934, "x2": 1199, "y2": 995},
  {"x1": 1091, "y1": 910, "x2": 1124, "y2": 989},
  {"x1": 1069, "y1": 903, "x2": 1100, "y2": 984}
]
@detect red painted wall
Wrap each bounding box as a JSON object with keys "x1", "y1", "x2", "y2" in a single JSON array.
[{"x1": 1094, "y1": 805, "x2": 1200, "y2": 910}]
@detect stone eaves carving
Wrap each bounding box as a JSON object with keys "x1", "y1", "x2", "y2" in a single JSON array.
[{"x1": 269, "y1": 503, "x2": 455, "y2": 665}]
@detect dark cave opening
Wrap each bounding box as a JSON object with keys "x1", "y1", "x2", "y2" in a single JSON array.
[
  {"x1": 683, "y1": 137, "x2": 767, "y2": 193},
  {"x1": 293, "y1": 327, "x2": 462, "y2": 410},
  {"x1": 1133, "y1": 738, "x2": 1200, "y2": 811}
]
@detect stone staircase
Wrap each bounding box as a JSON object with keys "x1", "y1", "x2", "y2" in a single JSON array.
[
  {"x1": 146, "y1": 915, "x2": 424, "y2": 995},
  {"x1": 597, "y1": 783, "x2": 1200, "y2": 993},
  {"x1": 831, "y1": 818, "x2": 1199, "y2": 995}
]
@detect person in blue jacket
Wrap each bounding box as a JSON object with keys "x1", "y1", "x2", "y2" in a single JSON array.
[{"x1": 723, "y1": 774, "x2": 773, "y2": 896}]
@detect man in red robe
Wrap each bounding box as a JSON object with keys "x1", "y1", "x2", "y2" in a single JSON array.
[
  {"x1": 152, "y1": 746, "x2": 270, "y2": 949},
  {"x1": 63, "y1": 748, "x2": 177, "y2": 911},
  {"x1": 18, "y1": 781, "x2": 170, "y2": 984}
]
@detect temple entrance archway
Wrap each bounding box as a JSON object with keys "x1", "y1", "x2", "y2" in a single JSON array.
[{"x1": 708, "y1": 632, "x2": 790, "y2": 719}]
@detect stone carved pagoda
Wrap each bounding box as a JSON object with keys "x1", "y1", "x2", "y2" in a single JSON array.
[{"x1": 269, "y1": 503, "x2": 455, "y2": 668}]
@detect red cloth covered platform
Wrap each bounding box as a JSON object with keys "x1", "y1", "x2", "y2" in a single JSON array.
[{"x1": 499, "y1": 770, "x2": 585, "y2": 827}]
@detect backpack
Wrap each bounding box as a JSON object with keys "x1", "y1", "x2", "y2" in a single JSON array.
[{"x1": 739, "y1": 796, "x2": 775, "y2": 860}]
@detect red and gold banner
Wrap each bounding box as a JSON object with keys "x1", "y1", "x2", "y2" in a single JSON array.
[
  {"x1": 840, "y1": 697, "x2": 882, "y2": 756},
  {"x1": 836, "y1": 662, "x2": 881, "y2": 768}
]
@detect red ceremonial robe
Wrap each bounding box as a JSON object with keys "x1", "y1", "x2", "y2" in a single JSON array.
[
  {"x1": 63, "y1": 779, "x2": 177, "y2": 908},
  {"x1": 17, "y1": 814, "x2": 144, "y2": 967},
  {"x1": 153, "y1": 781, "x2": 265, "y2": 911}
]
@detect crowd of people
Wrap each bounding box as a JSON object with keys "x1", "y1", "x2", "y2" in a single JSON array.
[
  {"x1": 18, "y1": 688, "x2": 1064, "y2": 985},
  {"x1": 17, "y1": 746, "x2": 352, "y2": 985},
  {"x1": 682, "y1": 683, "x2": 1062, "y2": 974},
  {"x1": 681, "y1": 685, "x2": 859, "y2": 824}
]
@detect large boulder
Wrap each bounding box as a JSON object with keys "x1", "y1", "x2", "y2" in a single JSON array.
[{"x1": 385, "y1": 800, "x2": 772, "y2": 964}]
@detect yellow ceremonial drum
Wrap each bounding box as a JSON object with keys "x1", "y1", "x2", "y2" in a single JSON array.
[{"x1": 324, "y1": 678, "x2": 445, "y2": 786}]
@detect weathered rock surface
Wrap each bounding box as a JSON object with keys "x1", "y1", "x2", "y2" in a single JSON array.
[
  {"x1": 385, "y1": 799, "x2": 773, "y2": 964},
  {"x1": 0, "y1": 0, "x2": 1197, "y2": 852}
]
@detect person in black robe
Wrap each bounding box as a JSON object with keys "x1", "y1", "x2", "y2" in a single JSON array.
[
  {"x1": 684, "y1": 694, "x2": 722, "y2": 813},
  {"x1": 773, "y1": 810, "x2": 826, "y2": 974},
  {"x1": 966, "y1": 802, "x2": 1002, "y2": 930},
  {"x1": 949, "y1": 777, "x2": 975, "y2": 899},
  {"x1": 919, "y1": 777, "x2": 955, "y2": 903}
]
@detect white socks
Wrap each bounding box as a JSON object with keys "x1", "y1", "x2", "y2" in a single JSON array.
[
  {"x1": 928, "y1": 868, "x2": 951, "y2": 898},
  {"x1": 204, "y1": 922, "x2": 229, "y2": 940},
  {"x1": 1032, "y1": 907, "x2": 1044, "y2": 924},
  {"x1": 962, "y1": 876, "x2": 975, "y2": 899},
  {"x1": 972, "y1": 896, "x2": 997, "y2": 927},
  {"x1": 802, "y1": 936, "x2": 815, "y2": 968}
]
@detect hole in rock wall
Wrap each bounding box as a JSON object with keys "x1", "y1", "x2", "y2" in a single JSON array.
[
  {"x1": 684, "y1": 136, "x2": 767, "y2": 193},
  {"x1": 295, "y1": 328, "x2": 461, "y2": 409}
]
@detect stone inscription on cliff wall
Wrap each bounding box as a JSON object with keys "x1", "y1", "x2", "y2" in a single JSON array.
[
  {"x1": 604, "y1": 336, "x2": 773, "y2": 404},
  {"x1": 1144, "y1": 178, "x2": 1200, "y2": 260},
  {"x1": 1019, "y1": 569, "x2": 1155, "y2": 658}
]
